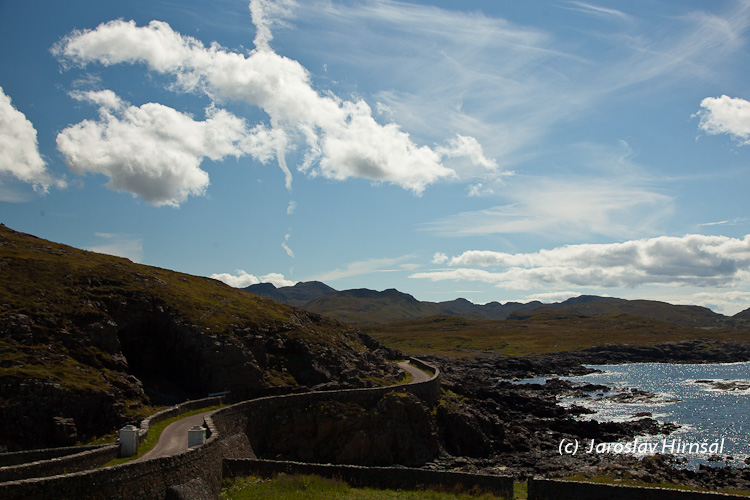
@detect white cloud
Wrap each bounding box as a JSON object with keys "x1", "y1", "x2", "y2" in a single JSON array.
[
  {"x1": 281, "y1": 233, "x2": 294, "y2": 258},
  {"x1": 524, "y1": 291, "x2": 583, "y2": 303},
  {"x1": 249, "y1": 0, "x2": 297, "y2": 50},
  {"x1": 286, "y1": 200, "x2": 297, "y2": 215},
  {"x1": 695, "y1": 95, "x2": 750, "y2": 145},
  {"x1": 432, "y1": 252, "x2": 449, "y2": 264},
  {"x1": 292, "y1": 0, "x2": 750, "y2": 176},
  {"x1": 210, "y1": 269, "x2": 296, "y2": 288},
  {"x1": 86, "y1": 232, "x2": 144, "y2": 262},
  {"x1": 57, "y1": 93, "x2": 281, "y2": 206},
  {"x1": 314, "y1": 255, "x2": 414, "y2": 281},
  {"x1": 413, "y1": 234, "x2": 750, "y2": 290},
  {"x1": 53, "y1": 13, "x2": 493, "y2": 195},
  {"x1": 70, "y1": 89, "x2": 126, "y2": 111},
  {"x1": 563, "y1": 2, "x2": 631, "y2": 21},
  {"x1": 676, "y1": 291, "x2": 750, "y2": 316},
  {"x1": 426, "y1": 177, "x2": 672, "y2": 240},
  {"x1": 0, "y1": 86, "x2": 66, "y2": 193}
]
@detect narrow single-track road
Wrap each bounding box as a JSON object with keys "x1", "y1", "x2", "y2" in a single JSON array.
[
  {"x1": 398, "y1": 360, "x2": 431, "y2": 383},
  {"x1": 133, "y1": 410, "x2": 214, "y2": 462}
]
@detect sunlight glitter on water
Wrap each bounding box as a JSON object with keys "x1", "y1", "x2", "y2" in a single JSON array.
[{"x1": 508, "y1": 361, "x2": 750, "y2": 469}]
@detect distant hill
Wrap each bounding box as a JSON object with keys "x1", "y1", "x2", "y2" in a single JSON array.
[
  {"x1": 304, "y1": 288, "x2": 444, "y2": 325},
  {"x1": 244, "y1": 280, "x2": 336, "y2": 307},
  {"x1": 734, "y1": 307, "x2": 750, "y2": 322},
  {"x1": 248, "y1": 282, "x2": 547, "y2": 325},
  {"x1": 245, "y1": 281, "x2": 738, "y2": 329},
  {"x1": 509, "y1": 295, "x2": 728, "y2": 328},
  {"x1": 437, "y1": 297, "x2": 543, "y2": 321}
]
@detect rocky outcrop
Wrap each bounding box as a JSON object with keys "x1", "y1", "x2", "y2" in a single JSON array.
[{"x1": 255, "y1": 392, "x2": 439, "y2": 466}]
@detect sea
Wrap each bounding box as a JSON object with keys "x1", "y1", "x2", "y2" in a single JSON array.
[{"x1": 511, "y1": 361, "x2": 750, "y2": 470}]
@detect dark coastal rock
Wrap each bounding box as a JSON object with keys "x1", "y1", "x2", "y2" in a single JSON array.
[{"x1": 695, "y1": 379, "x2": 750, "y2": 391}]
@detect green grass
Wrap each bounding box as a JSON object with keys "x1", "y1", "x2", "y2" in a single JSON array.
[
  {"x1": 368, "y1": 314, "x2": 750, "y2": 358},
  {"x1": 102, "y1": 404, "x2": 224, "y2": 466},
  {"x1": 220, "y1": 474, "x2": 508, "y2": 499},
  {"x1": 563, "y1": 473, "x2": 750, "y2": 497}
]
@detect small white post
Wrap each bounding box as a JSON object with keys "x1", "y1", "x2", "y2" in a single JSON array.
[
  {"x1": 119, "y1": 425, "x2": 139, "y2": 457},
  {"x1": 188, "y1": 425, "x2": 206, "y2": 448}
]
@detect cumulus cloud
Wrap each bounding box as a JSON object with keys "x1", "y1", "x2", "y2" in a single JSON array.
[
  {"x1": 695, "y1": 95, "x2": 750, "y2": 145},
  {"x1": 286, "y1": 200, "x2": 297, "y2": 215},
  {"x1": 57, "y1": 91, "x2": 281, "y2": 206},
  {"x1": 413, "y1": 234, "x2": 750, "y2": 289},
  {"x1": 210, "y1": 269, "x2": 296, "y2": 288},
  {"x1": 53, "y1": 11, "x2": 495, "y2": 195},
  {"x1": 432, "y1": 252, "x2": 449, "y2": 264},
  {"x1": 0, "y1": 86, "x2": 66, "y2": 193}
]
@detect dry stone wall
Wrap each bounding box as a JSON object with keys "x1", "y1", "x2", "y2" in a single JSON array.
[
  {"x1": 528, "y1": 478, "x2": 750, "y2": 499},
  {"x1": 224, "y1": 458, "x2": 514, "y2": 498}
]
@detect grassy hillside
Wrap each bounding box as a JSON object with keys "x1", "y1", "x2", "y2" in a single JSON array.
[{"x1": 367, "y1": 312, "x2": 750, "y2": 358}]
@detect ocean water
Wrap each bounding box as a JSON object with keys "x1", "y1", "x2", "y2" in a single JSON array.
[{"x1": 512, "y1": 361, "x2": 750, "y2": 469}]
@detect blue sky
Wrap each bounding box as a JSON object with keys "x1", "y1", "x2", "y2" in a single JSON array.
[{"x1": 2, "y1": 0, "x2": 750, "y2": 315}]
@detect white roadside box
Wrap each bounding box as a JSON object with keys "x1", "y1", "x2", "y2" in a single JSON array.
[
  {"x1": 119, "y1": 425, "x2": 139, "y2": 457},
  {"x1": 188, "y1": 425, "x2": 206, "y2": 448}
]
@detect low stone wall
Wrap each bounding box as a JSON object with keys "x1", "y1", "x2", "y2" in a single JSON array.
[
  {"x1": 0, "y1": 435, "x2": 223, "y2": 500},
  {"x1": 528, "y1": 478, "x2": 749, "y2": 500},
  {"x1": 0, "y1": 444, "x2": 118, "y2": 482},
  {"x1": 224, "y1": 458, "x2": 514, "y2": 498},
  {"x1": 0, "y1": 444, "x2": 109, "y2": 467}
]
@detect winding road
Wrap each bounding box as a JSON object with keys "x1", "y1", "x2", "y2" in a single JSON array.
[
  {"x1": 397, "y1": 360, "x2": 431, "y2": 383},
  {"x1": 135, "y1": 360, "x2": 431, "y2": 461},
  {"x1": 132, "y1": 410, "x2": 214, "y2": 462}
]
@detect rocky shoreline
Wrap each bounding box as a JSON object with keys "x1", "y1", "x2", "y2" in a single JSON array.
[{"x1": 423, "y1": 340, "x2": 750, "y2": 492}]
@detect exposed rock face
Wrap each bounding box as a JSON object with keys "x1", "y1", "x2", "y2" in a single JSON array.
[{"x1": 256, "y1": 392, "x2": 439, "y2": 467}]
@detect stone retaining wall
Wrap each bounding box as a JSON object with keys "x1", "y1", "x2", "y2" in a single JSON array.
[
  {"x1": 0, "y1": 435, "x2": 223, "y2": 500},
  {"x1": 528, "y1": 478, "x2": 749, "y2": 499},
  {"x1": 224, "y1": 458, "x2": 514, "y2": 498},
  {"x1": 0, "y1": 444, "x2": 119, "y2": 483},
  {"x1": 0, "y1": 444, "x2": 110, "y2": 467}
]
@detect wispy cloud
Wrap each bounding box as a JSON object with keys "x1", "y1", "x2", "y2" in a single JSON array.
[
  {"x1": 562, "y1": 2, "x2": 631, "y2": 21},
  {"x1": 86, "y1": 232, "x2": 143, "y2": 262},
  {"x1": 424, "y1": 177, "x2": 672, "y2": 240},
  {"x1": 281, "y1": 233, "x2": 294, "y2": 258},
  {"x1": 291, "y1": 0, "x2": 750, "y2": 174},
  {"x1": 699, "y1": 217, "x2": 750, "y2": 227},
  {"x1": 313, "y1": 255, "x2": 414, "y2": 282}
]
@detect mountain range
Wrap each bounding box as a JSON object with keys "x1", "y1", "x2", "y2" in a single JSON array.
[{"x1": 245, "y1": 281, "x2": 750, "y2": 329}]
